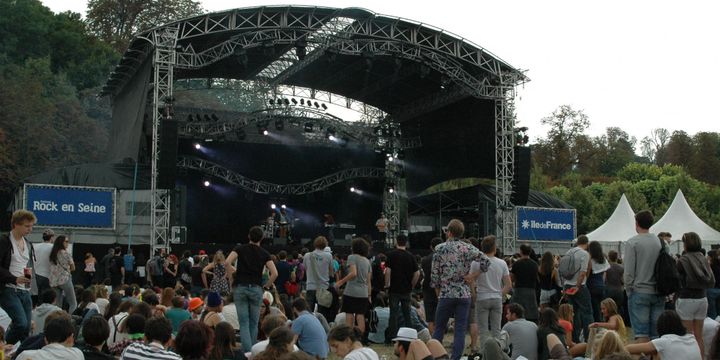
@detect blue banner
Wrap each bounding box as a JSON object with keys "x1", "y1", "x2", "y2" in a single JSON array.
[
  {"x1": 516, "y1": 207, "x2": 576, "y2": 241},
  {"x1": 24, "y1": 184, "x2": 116, "y2": 229}
]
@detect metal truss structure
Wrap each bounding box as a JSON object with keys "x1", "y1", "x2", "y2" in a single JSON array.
[
  {"x1": 150, "y1": 27, "x2": 178, "y2": 253},
  {"x1": 107, "y1": 6, "x2": 526, "y2": 252},
  {"x1": 495, "y1": 75, "x2": 518, "y2": 255},
  {"x1": 178, "y1": 156, "x2": 385, "y2": 195}
]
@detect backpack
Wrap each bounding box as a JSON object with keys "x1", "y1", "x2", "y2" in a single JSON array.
[
  {"x1": 655, "y1": 237, "x2": 681, "y2": 296},
  {"x1": 558, "y1": 247, "x2": 582, "y2": 281}
]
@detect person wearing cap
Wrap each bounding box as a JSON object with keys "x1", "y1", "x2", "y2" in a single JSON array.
[
  {"x1": 200, "y1": 291, "x2": 225, "y2": 328},
  {"x1": 226, "y1": 226, "x2": 278, "y2": 353},
  {"x1": 33, "y1": 229, "x2": 55, "y2": 297},
  {"x1": 392, "y1": 327, "x2": 448, "y2": 360},
  {"x1": 188, "y1": 297, "x2": 204, "y2": 320}
]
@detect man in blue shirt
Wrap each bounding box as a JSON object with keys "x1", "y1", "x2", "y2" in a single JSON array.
[
  {"x1": 291, "y1": 298, "x2": 328, "y2": 359},
  {"x1": 123, "y1": 248, "x2": 135, "y2": 285}
]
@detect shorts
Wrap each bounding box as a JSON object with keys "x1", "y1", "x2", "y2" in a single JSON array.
[
  {"x1": 540, "y1": 289, "x2": 557, "y2": 305},
  {"x1": 341, "y1": 295, "x2": 370, "y2": 315},
  {"x1": 676, "y1": 297, "x2": 708, "y2": 320}
]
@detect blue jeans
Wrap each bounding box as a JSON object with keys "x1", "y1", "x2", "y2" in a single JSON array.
[
  {"x1": 388, "y1": 292, "x2": 412, "y2": 342},
  {"x1": 628, "y1": 292, "x2": 665, "y2": 339},
  {"x1": 234, "y1": 284, "x2": 264, "y2": 352},
  {"x1": 0, "y1": 286, "x2": 32, "y2": 344},
  {"x1": 565, "y1": 285, "x2": 593, "y2": 343},
  {"x1": 432, "y1": 297, "x2": 470, "y2": 360},
  {"x1": 707, "y1": 288, "x2": 720, "y2": 319}
]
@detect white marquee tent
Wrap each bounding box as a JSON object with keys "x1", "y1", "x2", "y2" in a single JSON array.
[
  {"x1": 586, "y1": 194, "x2": 637, "y2": 243},
  {"x1": 650, "y1": 189, "x2": 720, "y2": 243}
]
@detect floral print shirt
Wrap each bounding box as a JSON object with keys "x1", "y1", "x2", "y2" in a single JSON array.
[
  {"x1": 430, "y1": 239, "x2": 490, "y2": 298},
  {"x1": 49, "y1": 250, "x2": 73, "y2": 287}
]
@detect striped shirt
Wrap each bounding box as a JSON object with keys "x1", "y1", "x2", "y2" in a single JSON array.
[{"x1": 120, "y1": 341, "x2": 181, "y2": 360}]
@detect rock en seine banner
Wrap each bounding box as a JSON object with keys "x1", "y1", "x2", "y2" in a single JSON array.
[{"x1": 23, "y1": 184, "x2": 116, "y2": 230}]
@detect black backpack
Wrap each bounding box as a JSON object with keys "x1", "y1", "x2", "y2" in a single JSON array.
[{"x1": 654, "y1": 236, "x2": 681, "y2": 296}]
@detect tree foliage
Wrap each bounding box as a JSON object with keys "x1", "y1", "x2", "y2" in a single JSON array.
[{"x1": 86, "y1": 0, "x2": 203, "y2": 52}]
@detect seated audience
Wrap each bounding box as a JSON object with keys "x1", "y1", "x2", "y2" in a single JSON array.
[
  {"x1": 391, "y1": 327, "x2": 448, "y2": 360},
  {"x1": 501, "y1": 303, "x2": 538, "y2": 360},
  {"x1": 175, "y1": 320, "x2": 214, "y2": 360},
  {"x1": 210, "y1": 321, "x2": 246, "y2": 360},
  {"x1": 109, "y1": 313, "x2": 146, "y2": 355},
  {"x1": 589, "y1": 298, "x2": 628, "y2": 340},
  {"x1": 254, "y1": 327, "x2": 297, "y2": 360},
  {"x1": 120, "y1": 316, "x2": 181, "y2": 360},
  {"x1": 166, "y1": 296, "x2": 192, "y2": 335},
  {"x1": 291, "y1": 298, "x2": 329, "y2": 359},
  {"x1": 328, "y1": 324, "x2": 379, "y2": 360},
  {"x1": 626, "y1": 310, "x2": 701, "y2": 360},
  {"x1": 251, "y1": 315, "x2": 298, "y2": 357},
  {"x1": 15, "y1": 316, "x2": 83, "y2": 360},
  {"x1": 592, "y1": 330, "x2": 629, "y2": 360},
  {"x1": 78, "y1": 315, "x2": 114, "y2": 360},
  {"x1": 31, "y1": 289, "x2": 62, "y2": 336}
]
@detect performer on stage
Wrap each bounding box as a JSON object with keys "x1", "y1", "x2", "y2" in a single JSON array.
[
  {"x1": 265, "y1": 211, "x2": 277, "y2": 239},
  {"x1": 323, "y1": 214, "x2": 335, "y2": 245},
  {"x1": 278, "y1": 208, "x2": 289, "y2": 238},
  {"x1": 376, "y1": 212, "x2": 388, "y2": 241}
]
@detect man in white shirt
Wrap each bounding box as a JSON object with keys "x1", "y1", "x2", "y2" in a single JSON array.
[
  {"x1": 0, "y1": 210, "x2": 36, "y2": 344},
  {"x1": 467, "y1": 235, "x2": 511, "y2": 349},
  {"x1": 33, "y1": 229, "x2": 55, "y2": 297},
  {"x1": 15, "y1": 316, "x2": 83, "y2": 360}
]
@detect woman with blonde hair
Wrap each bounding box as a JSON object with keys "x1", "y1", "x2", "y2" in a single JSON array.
[
  {"x1": 593, "y1": 330, "x2": 630, "y2": 360},
  {"x1": 557, "y1": 304, "x2": 576, "y2": 347},
  {"x1": 94, "y1": 285, "x2": 110, "y2": 315},
  {"x1": 589, "y1": 298, "x2": 628, "y2": 340},
  {"x1": 204, "y1": 251, "x2": 232, "y2": 296}
]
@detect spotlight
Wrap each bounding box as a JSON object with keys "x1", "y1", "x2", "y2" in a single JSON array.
[
  {"x1": 291, "y1": 98, "x2": 298, "y2": 105},
  {"x1": 203, "y1": 180, "x2": 210, "y2": 187},
  {"x1": 388, "y1": 187, "x2": 394, "y2": 193},
  {"x1": 284, "y1": 98, "x2": 290, "y2": 106},
  {"x1": 204, "y1": 114, "x2": 212, "y2": 122},
  {"x1": 304, "y1": 122, "x2": 314, "y2": 132},
  {"x1": 281, "y1": 204, "x2": 287, "y2": 209},
  {"x1": 314, "y1": 101, "x2": 320, "y2": 108},
  {"x1": 271, "y1": 204, "x2": 276, "y2": 209},
  {"x1": 186, "y1": 114, "x2": 193, "y2": 122},
  {"x1": 263, "y1": 130, "x2": 269, "y2": 136},
  {"x1": 275, "y1": 119, "x2": 284, "y2": 131},
  {"x1": 350, "y1": 187, "x2": 356, "y2": 193},
  {"x1": 300, "y1": 99, "x2": 305, "y2": 105},
  {"x1": 326, "y1": 127, "x2": 336, "y2": 140},
  {"x1": 194, "y1": 143, "x2": 201, "y2": 150},
  {"x1": 195, "y1": 114, "x2": 202, "y2": 122}
]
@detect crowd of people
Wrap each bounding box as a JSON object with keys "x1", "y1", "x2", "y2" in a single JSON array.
[{"x1": 3, "y1": 208, "x2": 720, "y2": 360}]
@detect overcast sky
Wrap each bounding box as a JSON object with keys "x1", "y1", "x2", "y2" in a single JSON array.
[{"x1": 43, "y1": 0, "x2": 720, "y2": 144}]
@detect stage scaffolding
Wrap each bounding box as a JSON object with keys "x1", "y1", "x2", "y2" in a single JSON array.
[{"x1": 103, "y1": 7, "x2": 527, "y2": 252}]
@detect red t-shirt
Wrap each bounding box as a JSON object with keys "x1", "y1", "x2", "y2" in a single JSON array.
[{"x1": 559, "y1": 319, "x2": 573, "y2": 335}]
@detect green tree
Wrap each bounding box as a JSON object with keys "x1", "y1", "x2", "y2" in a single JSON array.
[
  {"x1": 86, "y1": 0, "x2": 204, "y2": 52},
  {"x1": 534, "y1": 105, "x2": 591, "y2": 179},
  {"x1": 640, "y1": 128, "x2": 670, "y2": 164},
  {"x1": 689, "y1": 132, "x2": 720, "y2": 185},
  {"x1": 597, "y1": 127, "x2": 637, "y2": 176},
  {"x1": 664, "y1": 130, "x2": 694, "y2": 167}
]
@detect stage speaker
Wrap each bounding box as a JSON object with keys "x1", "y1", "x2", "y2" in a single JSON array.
[
  {"x1": 158, "y1": 119, "x2": 179, "y2": 189},
  {"x1": 512, "y1": 146, "x2": 531, "y2": 206}
]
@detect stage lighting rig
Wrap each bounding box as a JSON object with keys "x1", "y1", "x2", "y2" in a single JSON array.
[{"x1": 270, "y1": 204, "x2": 277, "y2": 209}]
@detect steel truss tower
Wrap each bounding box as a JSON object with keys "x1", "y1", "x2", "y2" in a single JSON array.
[
  {"x1": 150, "y1": 27, "x2": 178, "y2": 253},
  {"x1": 495, "y1": 74, "x2": 517, "y2": 256}
]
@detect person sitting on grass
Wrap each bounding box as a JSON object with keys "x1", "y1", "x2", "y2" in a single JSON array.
[
  {"x1": 391, "y1": 327, "x2": 448, "y2": 360},
  {"x1": 589, "y1": 298, "x2": 628, "y2": 340},
  {"x1": 15, "y1": 316, "x2": 83, "y2": 360},
  {"x1": 626, "y1": 310, "x2": 701, "y2": 360},
  {"x1": 328, "y1": 324, "x2": 379, "y2": 360}
]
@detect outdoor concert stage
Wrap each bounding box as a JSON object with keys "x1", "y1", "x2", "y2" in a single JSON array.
[{"x1": 16, "y1": 6, "x2": 531, "y2": 253}]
